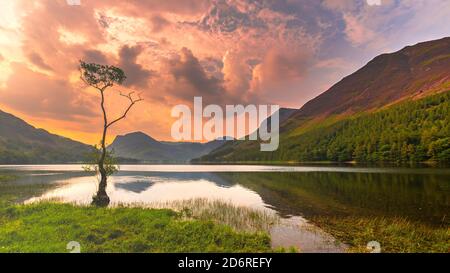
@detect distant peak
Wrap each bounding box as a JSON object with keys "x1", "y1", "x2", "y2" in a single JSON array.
[
  {"x1": 113, "y1": 131, "x2": 159, "y2": 143},
  {"x1": 122, "y1": 131, "x2": 152, "y2": 138}
]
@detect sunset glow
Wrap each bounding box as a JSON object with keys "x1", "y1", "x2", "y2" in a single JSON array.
[{"x1": 0, "y1": 0, "x2": 449, "y2": 144}]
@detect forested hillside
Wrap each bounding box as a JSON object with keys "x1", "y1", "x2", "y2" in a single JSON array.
[
  {"x1": 199, "y1": 91, "x2": 450, "y2": 163},
  {"x1": 0, "y1": 110, "x2": 93, "y2": 164},
  {"x1": 283, "y1": 91, "x2": 450, "y2": 162},
  {"x1": 197, "y1": 38, "x2": 450, "y2": 164}
]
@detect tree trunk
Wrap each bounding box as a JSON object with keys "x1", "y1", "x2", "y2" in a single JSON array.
[
  {"x1": 92, "y1": 153, "x2": 110, "y2": 207},
  {"x1": 92, "y1": 90, "x2": 111, "y2": 207}
]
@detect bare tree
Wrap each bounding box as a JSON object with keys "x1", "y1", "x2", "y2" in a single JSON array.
[{"x1": 79, "y1": 61, "x2": 143, "y2": 207}]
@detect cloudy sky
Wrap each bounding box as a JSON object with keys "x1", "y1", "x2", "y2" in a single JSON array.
[{"x1": 0, "y1": 0, "x2": 449, "y2": 144}]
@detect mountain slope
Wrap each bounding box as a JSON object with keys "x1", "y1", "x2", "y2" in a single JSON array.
[
  {"x1": 199, "y1": 90, "x2": 450, "y2": 162},
  {"x1": 108, "y1": 132, "x2": 228, "y2": 163},
  {"x1": 0, "y1": 110, "x2": 93, "y2": 164},
  {"x1": 295, "y1": 37, "x2": 450, "y2": 118},
  {"x1": 110, "y1": 108, "x2": 295, "y2": 162},
  {"x1": 198, "y1": 37, "x2": 450, "y2": 163}
]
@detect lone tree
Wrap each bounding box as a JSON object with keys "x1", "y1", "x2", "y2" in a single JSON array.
[{"x1": 79, "y1": 61, "x2": 143, "y2": 207}]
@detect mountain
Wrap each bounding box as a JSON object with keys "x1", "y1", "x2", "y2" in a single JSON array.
[
  {"x1": 109, "y1": 108, "x2": 295, "y2": 163},
  {"x1": 108, "y1": 132, "x2": 229, "y2": 163},
  {"x1": 0, "y1": 109, "x2": 227, "y2": 164},
  {"x1": 270, "y1": 108, "x2": 297, "y2": 125},
  {"x1": 0, "y1": 110, "x2": 93, "y2": 164},
  {"x1": 284, "y1": 37, "x2": 450, "y2": 132},
  {"x1": 247, "y1": 107, "x2": 296, "y2": 135},
  {"x1": 197, "y1": 37, "x2": 450, "y2": 163}
]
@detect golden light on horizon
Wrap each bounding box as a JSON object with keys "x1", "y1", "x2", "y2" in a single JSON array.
[{"x1": 0, "y1": 0, "x2": 448, "y2": 145}]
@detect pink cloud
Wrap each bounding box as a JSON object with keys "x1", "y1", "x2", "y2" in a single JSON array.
[
  {"x1": 0, "y1": 0, "x2": 447, "y2": 143},
  {"x1": 0, "y1": 63, "x2": 96, "y2": 120}
]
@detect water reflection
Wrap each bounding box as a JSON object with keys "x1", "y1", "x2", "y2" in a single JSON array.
[
  {"x1": 24, "y1": 172, "x2": 270, "y2": 212},
  {"x1": 115, "y1": 181, "x2": 154, "y2": 193},
  {"x1": 220, "y1": 172, "x2": 450, "y2": 225},
  {"x1": 2, "y1": 165, "x2": 447, "y2": 226},
  {"x1": 2, "y1": 164, "x2": 450, "y2": 174}
]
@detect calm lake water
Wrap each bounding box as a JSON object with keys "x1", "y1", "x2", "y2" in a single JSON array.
[{"x1": 1, "y1": 164, "x2": 449, "y2": 226}]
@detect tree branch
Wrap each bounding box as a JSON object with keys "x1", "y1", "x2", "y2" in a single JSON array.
[{"x1": 106, "y1": 91, "x2": 143, "y2": 129}]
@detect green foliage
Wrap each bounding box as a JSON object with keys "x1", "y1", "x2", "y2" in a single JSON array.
[
  {"x1": 0, "y1": 174, "x2": 17, "y2": 183},
  {"x1": 0, "y1": 131, "x2": 92, "y2": 164},
  {"x1": 82, "y1": 146, "x2": 118, "y2": 177},
  {"x1": 312, "y1": 216, "x2": 450, "y2": 253},
  {"x1": 282, "y1": 91, "x2": 450, "y2": 163},
  {"x1": 79, "y1": 61, "x2": 126, "y2": 89},
  {"x1": 0, "y1": 203, "x2": 271, "y2": 253},
  {"x1": 203, "y1": 91, "x2": 450, "y2": 163}
]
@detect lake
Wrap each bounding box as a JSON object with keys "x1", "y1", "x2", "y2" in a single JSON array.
[
  {"x1": 1, "y1": 164, "x2": 449, "y2": 226},
  {"x1": 1, "y1": 164, "x2": 449, "y2": 252}
]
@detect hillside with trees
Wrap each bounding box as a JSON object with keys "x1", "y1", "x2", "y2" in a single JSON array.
[
  {"x1": 197, "y1": 37, "x2": 450, "y2": 164},
  {"x1": 198, "y1": 90, "x2": 450, "y2": 163},
  {"x1": 0, "y1": 110, "x2": 93, "y2": 164}
]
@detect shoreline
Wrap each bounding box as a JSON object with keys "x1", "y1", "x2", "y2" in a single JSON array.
[{"x1": 1, "y1": 172, "x2": 448, "y2": 253}]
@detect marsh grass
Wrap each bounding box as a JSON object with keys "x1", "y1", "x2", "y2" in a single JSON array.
[
  {"x1": 0, "y1": 174, "x2": 18, "y2": 183},
  {"x1": 113, "y1": 198, "x2": 279, "y2": 233},
  {"x1": 0, "y1": 202, "x2": 273, "y2": 253},
  {"x1": 312, "y1": 216, "x2": 450, "y2": 253},
  {"x1": 0, "y1": 173, "x2": 276, "y2": 253},
  {"x1": 26, "y1": 197, "x2": 280, "y2": 233}
]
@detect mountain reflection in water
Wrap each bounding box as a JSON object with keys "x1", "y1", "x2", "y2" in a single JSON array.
[{"x1": 0, "y1": 165, "x2": 446, "y2": 226}]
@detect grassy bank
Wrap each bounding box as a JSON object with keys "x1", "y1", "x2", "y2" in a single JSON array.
[
  {"x1": 141, "y1": 199, "x2": 278, "y2": 233},
  {"x1": 1, "y1": 173, "x2": 447, "y2": 253},
  {"x1": 0, "y1": 202, "x2": 272, "y2": 253},
  {"x1": 0, "y1": 174, "x2": 274, "y2": 253},
  {"x1": 312, "y1": 216, "x2": 449, "y2": 253}
]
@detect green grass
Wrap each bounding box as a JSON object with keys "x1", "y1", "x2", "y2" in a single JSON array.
[
  {"x1": 2, "y1": 173, "x2": 446, "y2": 253},
  {"x1": 0, "y1": 202, "x2": 272, "y2": 253},
  {"x1": 140, "y1": 199, "x2": 279, "y2": 233},
  {"x1": 0, "y1": 174, "x2": 273, "y2": 253},
  {"x1": 0, "y1": 174, "x2": 18, "y2": 183},
  {"x1": 311, "y1": 216, "x2": 450, "y2": 253}
]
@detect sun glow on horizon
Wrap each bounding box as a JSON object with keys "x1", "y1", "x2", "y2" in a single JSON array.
[{"x1": 0, "y1": 0, "x2": 449, "y2": 143}]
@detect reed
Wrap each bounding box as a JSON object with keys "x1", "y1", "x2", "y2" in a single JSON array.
[{"x1": 115, "y1": 198, "x2": 279, "y2": 233}]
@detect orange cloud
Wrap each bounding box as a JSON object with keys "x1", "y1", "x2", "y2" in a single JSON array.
[
  {"x1": 0, "y1": 63, "x2": 96, "y2": 120},
  {"x1": 0, "y1": 0, "x2": 448, "y2": 144}
]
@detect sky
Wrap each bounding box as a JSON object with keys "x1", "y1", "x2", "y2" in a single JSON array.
[{"x1": 0, "y1": 0, "x2": 449, "y2": 144}]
